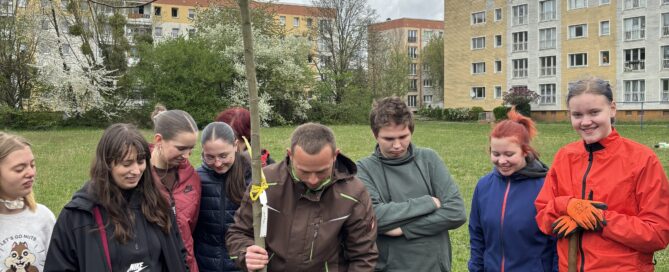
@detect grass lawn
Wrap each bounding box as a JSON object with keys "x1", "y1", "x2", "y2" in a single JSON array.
[{"x1": 14, "y1": 121, "x2": 669, "y2": 271}]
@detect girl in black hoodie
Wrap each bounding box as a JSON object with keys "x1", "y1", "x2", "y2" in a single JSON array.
[{"x1": 45, "y1": 123, "x2": 188, "y2": 272}]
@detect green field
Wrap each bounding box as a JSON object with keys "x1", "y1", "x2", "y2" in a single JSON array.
[{"x1": 14, "y1": 121, "x2": 669, "y2": 271}]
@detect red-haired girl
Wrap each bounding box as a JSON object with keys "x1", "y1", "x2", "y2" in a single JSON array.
[{"x1": 469, "y1": 109, "x2": 557, "y2": 272}]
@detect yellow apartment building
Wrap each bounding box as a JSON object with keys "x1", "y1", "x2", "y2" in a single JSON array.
[
  {"x1": 368, "y1": 18, "x2": 444, "y2": 110},
  {"x1": 445, "y1": 0, "x2": 669, "y2": 122}
]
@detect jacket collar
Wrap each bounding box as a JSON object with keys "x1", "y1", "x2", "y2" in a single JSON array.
[
  {"x1": 492, "y1": 158, "x2": 548, "y2": 181},
  {"x1": 582, "y1": 128, "x2": 620, "y2": 153},
  {"x1": 285, "y1": 152, "x2": 357, "y2": 199},
  {"x1": 373, "y1": 143, "x2": 416, "y2": 166}
]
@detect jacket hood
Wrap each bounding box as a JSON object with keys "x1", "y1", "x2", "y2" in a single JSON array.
[
  {"x1": 373, "y1": 143, "x2": 416, "y2": 166},
  {"x1": 493, "y1": 158, "x2": 548, "y2": 181},
  {"x1": 64, "y1": 182, "x2": 98, "y2": 212}
]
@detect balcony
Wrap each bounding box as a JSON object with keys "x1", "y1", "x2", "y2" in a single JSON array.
[
  {"x1": 624, "y1": 29, "x2": 645, "y2": 40},
  {"x1": 407, "y1": 36, "x2": 417, "y2": 43},
  {"x1": 512, "y1": 42, "x2": 527, "y2": 52},
  {"x1": 127, "y1": 12, "x2": 151, "y2": 25},
  {"x1": 540, "y1": 40, "x2": 555, "y2": 50},
  {"x1": 540, "y1": 12, "x2": 555, "y2": 22},
  {"x1": 513, "y1": 16, "x2": 527, "y2": 26},
  {"x1": 541, "y1": 67, "x2": 556, "y2": 76},
  {"x1": 663, "y1": 26, "x2": 669, "y2": 36},
  {"x1": 663, "y1": 59, "x2": 669, "y2": 69},
  {"x1": 513, "y1": 69, "x2": 528, "y2": 78},
  {"x1": 624, "y1": 60, "x2": 645, "y2": 71}
]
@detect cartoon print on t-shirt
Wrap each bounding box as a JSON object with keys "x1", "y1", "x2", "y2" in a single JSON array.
[{"x1": 3, "y1": 241, "x2": 39, "y2": 272}]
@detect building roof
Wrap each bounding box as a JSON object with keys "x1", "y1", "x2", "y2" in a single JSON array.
[
  {"x1": 153, "y1": 0, "x2": 324, "y2": 17},
  {"x1": 368, "y1": 18, "x2": 443, "y2": 32}
]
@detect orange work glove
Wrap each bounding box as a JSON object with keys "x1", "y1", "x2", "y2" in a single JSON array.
[
  {"x1": 552, "y1": 216, "x2": 580, "y2": 238},
  {"x1": 566, "y1": 198, "x2": 608, "y2": 230}
]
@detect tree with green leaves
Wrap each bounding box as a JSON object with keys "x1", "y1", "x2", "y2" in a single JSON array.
[
  {"x1": 368, "y1": 28, "x2": 410, "y2": 99},
  {"x1": 420, "y1": 34, "x2": 444, "y2": 106}
]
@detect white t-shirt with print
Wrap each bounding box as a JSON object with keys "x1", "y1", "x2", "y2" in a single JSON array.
[{"x1": 0, "y1": 204, "x2": 56, "y2": 272}]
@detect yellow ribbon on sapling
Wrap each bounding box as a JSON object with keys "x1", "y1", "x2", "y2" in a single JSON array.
[{"x1": 243, "y1": 136, "x2": 269, "y2": 201}]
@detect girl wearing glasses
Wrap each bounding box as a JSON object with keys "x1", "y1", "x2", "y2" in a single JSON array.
[
  {"x1": 151, "y1": 109, "x2": 201, "y2": 272},
  {"x1": 193, "y1": 122, "x2": 251, "y2": 272}
]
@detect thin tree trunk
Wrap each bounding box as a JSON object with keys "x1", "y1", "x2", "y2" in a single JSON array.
[{"x1": 237, "y1": 1, "x2": 266, "y2": 271}]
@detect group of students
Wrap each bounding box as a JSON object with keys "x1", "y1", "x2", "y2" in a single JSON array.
[{"x1": 0, "y1": 77, "x2": 668, "y2": 272}]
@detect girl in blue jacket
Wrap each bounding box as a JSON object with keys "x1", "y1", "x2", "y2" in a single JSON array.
[
  {"x1": 468, "y1": 109, "x2": 557, "y2": 272},
  {"x1": 193, "y1": 122, "x2": 251, "y2": 272}
]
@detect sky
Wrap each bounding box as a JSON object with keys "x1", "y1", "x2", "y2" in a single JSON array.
[{"x1": 277, "y1": 0, "x2": 444, "y2": 22}]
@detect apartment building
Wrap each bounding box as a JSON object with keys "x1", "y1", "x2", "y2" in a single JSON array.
[
  {"x1": 445, "y1": 0, "x2": 669, "y2": 121},
  {"x1": 368, "y1": 18, "x2": 444, "y2": 110}
]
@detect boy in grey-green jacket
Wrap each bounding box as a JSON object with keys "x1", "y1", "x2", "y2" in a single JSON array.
[{"x1": 357, "y1": 97, "x2": 466, "y2": 272}]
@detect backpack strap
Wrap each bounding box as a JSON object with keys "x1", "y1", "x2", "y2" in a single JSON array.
[{"x1": 93, "y1": 206, "x2": 112, "y2": 272}]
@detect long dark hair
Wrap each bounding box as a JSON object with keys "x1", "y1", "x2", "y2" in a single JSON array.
[
  {"x1": 89, "y1": 123, "x2": 172, "y2": 243},
  {"x1": 201, "y1": 122, "x2": 249, "y2": 205}
]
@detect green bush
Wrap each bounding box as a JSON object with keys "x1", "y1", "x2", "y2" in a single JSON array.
[
  {"x1": 444, "y1": 108, "x2": 471, "y2": 121},
  {"x1": 470, "y1": 106, "x2": 484, "y2": 120},
  {"x1": 0, "y1": 109, "x2": 64, "y2": 130},
  {"x1": 493, "y1": 106, "x2": 510, "y2": 120}
]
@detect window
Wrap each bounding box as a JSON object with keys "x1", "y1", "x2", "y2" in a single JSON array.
[
  {"x1": 408, "y1": 30, "x2": 417, "y2": 43},
  {"x1": 407, "y1": 95, "x2": 417, "y2": 107},
  {"x1": 471, "y1": 87, "x2": 485, "y2": 99},
  {"x1": 624, "y1": 48, "x2": 645, "y2": 71},
  {"x1": 494, "y1": 60, "x2": 502, "y2": 72},
  {"x1": 408, "y1": 47, "x2": 417, "y2": 59},
  {"x1": 569, "y1": 53, "x2": 588, "y2": 67},
  {"x1": 494, "y1": 86, "x2": 502, "y2": 99},
  {"x1": 293, "y1": 17, "x2": 299, "y2": 27},
  {"x1": 540, "y1": 84, "x2": 557, "y2": 104},
  {"x1": 279, "y1": 16, "x2": 286, "y2": 25},
  {"x1": 422, "y1": 63, "x2": 430, "y2": 72},
  {"x1": 624, "y1": 0, "x2": 645, "y2": 9},
  {"x1": 663, "y1": 46, "x2": 669, "y2": 69},
  {"x1": 569, "y1": 0, "x2": 587, "y2": 9},
  {"x1": 513, "y1": 58, "x2": 528, "y2": 78},
  {"x1": 188, "y1": 9, "x2": 195, "y2": 19},
  {"x1": 188, "y1": 28, "x2": 196, "y2": 36},
  {"x1": 601, "y1": 51, "x2": 610, "y2": 65},
  {"x1": 540, "y1": 56, "x2": 557, "y2": 76},
  {"x1": 623, "y1": 16, "x2": 645, "y2": 40},
  {"x1": 569, "y1": 24, "x2": 587, "y2": 39},
  {"x1": 623, "y1": 80, "x2": 645, "y2": 102},
  {"x1": 600, "y1": 0, "x2": 610, "y2": 4},
  {"x1": 600, "y1": 21, "x2": 610, "y2": 36},
  {"x1": 494, "y1": 35, "x2": 502, "y2": 47},
  {"x1": 662, "y1": 13, "x2": 669, "y2": 37},
  {"x1": 154, "y1": 26, "x2": 162, "y2": 37},
  {"x1": 171, "y1": 28, "x2": 179, "y2": 38},
  {"x1": 472, "y1": 37, "x2": 485, "y2": 49},
  {"x1": 307, "y1": 18, "x2": 313, "y2": 27},
  {"x1": 512, "y1": 4, "x2": 528, "y2": 26},
  {"x1": 472, "y1": 11, "x2": 485, "y2": 25},
  {"x1": 495, "y1": 8, "x2": 502, "y2": 21},
  {"x1": 664, "y1": 0, "x2": 669, "y2": 5},
  {"x1": 154, "y1": 6, "x2": 161, "y2": 16},
  {"x1": 512, "y1": 31, "x2": 528, "y2": 52},
  {"x1": 409, "y1": 63, "x2": 417, "y2": 75},
  {"x1": 423, "y1": 79, "x2": 433, "y2": 87},
  {"x1": 540, "y1": 0, "x2": 556, "y2": 21},
  {"x1": 409, "y1": 79, "x2": 417, "y2": 90},
  {"x1": 17, "y1": 0, "x2": 25, "y2": 7},
  {"x1": 423, "y1": 95, "x2": 433, "y2": 103},
  {"x1": 472, "y1": 62, "x2": 486, "y2": 74},
  {"x1": 171, "y1": 7, "x2": 178, "y2": 18},
  {"x1": 662, "y1": 79, "x2": 669, "y2": 101},
  {"x1": 539, "y1": 28, "x2": 556, "y2": 50},
  {"x1": 423, "y1": 30, "x2": 433, "y2": 41}
]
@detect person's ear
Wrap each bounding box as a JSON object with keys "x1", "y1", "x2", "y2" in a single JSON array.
[
  {"x1": 154, "y1": 134, "x2": 163, "y2": 146},
  {"x1": 286, "y1": 148, "x2": 292, "y2": 158},
  {"x1": 334, "y1": 148, "x2": 340, "y2": 159}
]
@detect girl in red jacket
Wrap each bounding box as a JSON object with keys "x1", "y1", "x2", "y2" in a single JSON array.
[
  {"x1": 151, "y1": 109, "x2": 202, "y2": 272},
  {"x1": 535, "y1": 78, "x2": 669, "y2": 271}
]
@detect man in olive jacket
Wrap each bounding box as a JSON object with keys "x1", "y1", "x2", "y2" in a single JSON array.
[
  {"x1": 226, "y1": 123, "x2": 378, "y2": 271},
  {"x1": 356, "y1": 97, "x2": 467, "y2": 272}
]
